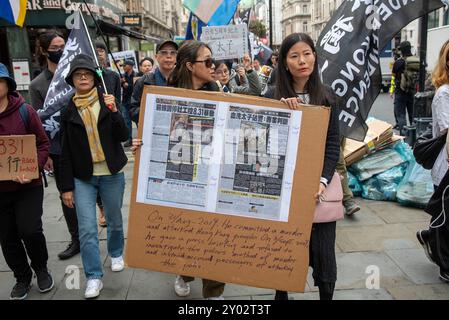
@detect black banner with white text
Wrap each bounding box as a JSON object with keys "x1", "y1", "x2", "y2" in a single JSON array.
[{"x1": 317, "y1": 0, "x2": 445, "y2": 141}]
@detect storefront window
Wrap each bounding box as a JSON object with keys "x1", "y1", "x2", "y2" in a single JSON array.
[
  {"x1": 428, "y1": 10, "x2": 439, "y2": 29},
  {"x1": 107, "y1": 36, "x2": 120, "y2": 52}
]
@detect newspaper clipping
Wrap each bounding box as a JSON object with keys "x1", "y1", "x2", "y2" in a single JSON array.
[
  {"x1": 216, "y1": 105, "x2": 300, "y2": 221},
  {"x1": 136, "y1": 95, "x2": 225, "y2": 211},
  {"x1": 136, "y1": 95, "x2": 301, "y2": 222}
]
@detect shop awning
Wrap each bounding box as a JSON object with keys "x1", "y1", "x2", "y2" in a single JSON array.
[{"x1": 97, "y1": 19, "x2": 160, "y2": 42}]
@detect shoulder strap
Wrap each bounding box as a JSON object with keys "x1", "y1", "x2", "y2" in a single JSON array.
[{"x1": 18, "y1": 103, "x2": 30, "y2": 133}]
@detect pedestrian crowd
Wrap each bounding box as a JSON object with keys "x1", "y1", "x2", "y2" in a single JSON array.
[{"x1": 1, "y1": 30, "x2": 448, "y2": 300}]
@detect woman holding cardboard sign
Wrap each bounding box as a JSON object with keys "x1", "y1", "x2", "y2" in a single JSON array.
[
  {"x1": 0, "y1": 63, "x2": 53, "y2": 300},
  {"x1": 266, "y1": 33, "x2": 340, "y2": 300},
  {"x1": 59, "y1": 54, "x2": 129, "y2": 299},
  {"x1": 132, "y1": 41, "x2": 226, "y2": 299}
]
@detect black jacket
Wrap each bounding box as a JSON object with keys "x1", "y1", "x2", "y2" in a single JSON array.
[
  {"x1": 264, "y1": 87, "x2": 340, "y2": 183},
  {"x1": 59, "y1": 86, "x2": 129, "y2": 192},
  {"x1": 103, "y1": 69, "x2": 122, "y2": 111}
]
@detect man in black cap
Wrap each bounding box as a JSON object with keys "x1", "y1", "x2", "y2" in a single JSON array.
[
  {"x1": 121, "y1": 59, "x2": 136, "y2": 147},
  {"x1": 130, "y1": 40, "x2": 178, "y2": 124},
  {"x1": 392, "y1": 41, "x2": 419, "y2": 135}
]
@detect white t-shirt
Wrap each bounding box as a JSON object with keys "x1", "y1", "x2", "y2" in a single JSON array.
[{"x1": 431, "y1": 84, "x2": 449, "y2": 186}]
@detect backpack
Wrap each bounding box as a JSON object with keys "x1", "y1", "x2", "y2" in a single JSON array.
[
  {"x1": 400, "y1": 56, "x2": 420, "y2": 94},
  {"x1": 18, "y1": 103, "x2": 30, "y2": 132}
]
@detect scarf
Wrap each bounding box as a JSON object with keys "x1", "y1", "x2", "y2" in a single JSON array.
[{"x1": 72, "y1": 88, "x2": 105, "y2": 163}]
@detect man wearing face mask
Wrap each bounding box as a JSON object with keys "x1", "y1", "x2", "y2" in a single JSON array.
[
  {"x1": 30, "y1": 31, "x2": 65, "y2": 111},
  {"x1": 29, "y1": 31, "x2": 81, "y2": 261}
]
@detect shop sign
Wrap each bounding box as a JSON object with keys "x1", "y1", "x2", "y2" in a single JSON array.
[
  {"x1": 26, "y1": 0, "x2": 120, "y2": 24},
  {"x1": 122, "y1": 14, "x2": 142, "y2": 27}
]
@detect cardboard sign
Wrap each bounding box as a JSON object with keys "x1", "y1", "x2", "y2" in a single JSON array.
[
  {"x1": 125, "y1": 86, "x2": 330, "y2": 292},
  {"x1": 108, "y1": 50, "x2": 139, "y2": 74},
  {"x1": 201, "y1": 24, "x2": 249, "y2": 60},
  {"x1": 0, "y1": 135, "x2": 38, "y2": 181}
]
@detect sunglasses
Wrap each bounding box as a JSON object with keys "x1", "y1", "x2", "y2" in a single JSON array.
[{"x1": 193, "y1": 58, "x2": 216, "y2": 68}]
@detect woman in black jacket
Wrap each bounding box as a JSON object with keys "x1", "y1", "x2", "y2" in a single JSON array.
[
  {"x1": 59, "y1": 54, "x2": 129, "y2": 299},
  {"x1": 268, "y1": 33, "x2": 340, "y2": 300}
]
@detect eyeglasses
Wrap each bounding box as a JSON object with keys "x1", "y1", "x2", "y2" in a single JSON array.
[
  {"x1": 158, "y1": 50, "x2": 177, "y2": 57},
  {"x1": 215, "y1": 69, "x2": 229, "y2": 76},
  {"x1": 73, "y1": 72, "x2": 94, "y2": 80},
  {"x1": 193, "y1": 58, "x2": 216, "y2": 68}
]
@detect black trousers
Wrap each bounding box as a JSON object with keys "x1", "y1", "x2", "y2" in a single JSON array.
[
  {"x1": 0, "y1": 185, "x2": 48, "y2": 283},
  {"x1": 51, "y1": 154, "x2": 79, "y2": 243},
  {"x1": 275, "y1": 222, "x2": 337, "y2": 300},
  {"x1": 428, "y1": 185, "x2": 449, "y2": 271}
]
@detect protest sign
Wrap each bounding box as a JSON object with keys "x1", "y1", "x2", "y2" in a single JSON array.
[
  {"x1": 108, "y1": 50, "x2": 139, "y2": 74},
  {"x1": 126, "y1": 86, "x2": 331, "y2": 292},
  {"x1": 201, "y1": 24, "x2": 249, "y2": 60},
  {"x1": 0, "y1": 135, "x2": 38, "y2": 181}
]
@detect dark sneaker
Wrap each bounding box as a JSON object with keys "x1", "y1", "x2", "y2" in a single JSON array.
[
  {"x1": 343, "y1": 199, "x2": 360, "y2": 216},
  {"x1": 36, "y1": 269, "x2": 54, "y2": 293},
  {"x1": 58, "y1": 241, "x2": 80, "y2": 260},
  {"x1": 416, "y1": 230, "x2": 436, "y2": 264},
  {"x1": 10, "y1": 282, "x2": 32, "y2": 300},
  {"x1": 440, "y1": 269, "x2": 449, "y2": 283}
]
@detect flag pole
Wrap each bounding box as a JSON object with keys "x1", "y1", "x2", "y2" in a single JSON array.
[
  {"x1": 80, "y1": 0, "x2": 123, "y2": 79},
  {"x1": 79, "y1": 10, "x2": 109, "y2": 95}
]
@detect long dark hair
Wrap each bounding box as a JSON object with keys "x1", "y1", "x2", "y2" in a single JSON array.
[
  {"x1": 37, "y1": 30, "x2": 64, "y2": 67},
  {"x1": 275, "y1": 33, "x2": 333, "y2": 106},
  {"x1": 168, "y1": 41, "x2": 212, "y2": 89}
]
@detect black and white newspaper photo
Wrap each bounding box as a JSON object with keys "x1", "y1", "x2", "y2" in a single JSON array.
[{"x1": 136, "y1": 95, "x2": 301, "y2": 221}]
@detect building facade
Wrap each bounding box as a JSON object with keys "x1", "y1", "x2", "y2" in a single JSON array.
[
  {"x1": 281, "y1": 0, "x2": 312, "y2": 38},
  {"x1": 310, "y1": 0, "x2": 343, "y2": 42},
  {"x1": 138, "y1": 0, "x2": 183, "y2": 42},
  {"x1": 0, "y1": 0, "x2": 128, "y2": 100}
]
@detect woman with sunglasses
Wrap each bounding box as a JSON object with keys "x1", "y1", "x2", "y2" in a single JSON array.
[
  {"x1": 132, "y1": 41, "x2": 225, "y2": 299},
  {"x1": 417, "y1": 40, "x2": 449, "y2": 283},
  {"x1": 266, "y1": 33, "x2": 340, "y2": 300},
  {"x1": 169, "y1": 41, "x2": 226, "y2": 300}
]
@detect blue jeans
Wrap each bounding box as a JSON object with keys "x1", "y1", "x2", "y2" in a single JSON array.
[
  {"x1": 74, "y1": 173, "x2": 125, "y2": 280},
  {"x1": 121, "y1": 101, "x2": 132, "y2": 141}
]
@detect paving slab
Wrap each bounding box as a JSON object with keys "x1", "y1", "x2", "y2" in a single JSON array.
[
  {"x1": 336, "y1": 206, "x2": 386, "y2": 227},
  {"x1": 333, "y1": 288, "x2": 394, "y2": 300},
  {"x1": 386, "y1": 249, "x2": 442, "y2": 285},
  {"x1": 370, "y1": 203, "x2": 430, "y2": 224},
  {"x1": 126, "y1": 268, "x2": 203, "y2": 300},
  {"x1": 386, "y1": 284, "x2": 449, "y2": 300},
  {"x1": 43, "y1": 221, "x2": 73, "y2": 243},
  {"x1": 324, "y1": 252, "x2": 413, "y2": 290},
  {"x1": 336, "y1": 224, "x2": 420, "y2": 252}
]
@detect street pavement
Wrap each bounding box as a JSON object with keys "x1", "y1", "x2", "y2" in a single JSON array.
[{"x1": 1, "y1": 94, "x2": 448, "y2": 300}]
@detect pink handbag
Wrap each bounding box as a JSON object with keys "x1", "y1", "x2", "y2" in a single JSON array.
[{"x1": 313, "y1": 172, "x2": 344, "y2": 223}]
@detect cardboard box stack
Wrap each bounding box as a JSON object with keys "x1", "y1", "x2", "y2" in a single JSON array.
[{"x1": 344, "y1": 118, "x2": 403, "y2": 166}]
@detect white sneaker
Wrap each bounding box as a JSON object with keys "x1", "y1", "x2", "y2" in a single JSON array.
[
  {"x1": 84, "y1": 279, "x2": 103, "y2": 299},
  {"x1": 111, "y1": 256, "x2": 124, "y2": 272},
  {"x1": 207, "y1": 295, "x2": 224, "y2": 300},
  {"x1": 174, "y1": 275, "x2": 191, "y2": 297}
]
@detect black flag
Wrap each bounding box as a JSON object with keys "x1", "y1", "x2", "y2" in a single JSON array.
[
  {"x1": 317, "y1": 0, "x2": 445, "y2": 141},
  {"x1": 37, "y1": 11, "x2": 96, "y2": 154},
  {"x1": 239, "y1": 8, "x2": 252, "y2": 26}
]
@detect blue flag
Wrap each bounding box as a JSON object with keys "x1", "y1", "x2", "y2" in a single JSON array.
[
  {"x1": 37, "y1": 11, "x2": 96, "y2": 155},
  {"x1": 185, "y1": 13, "x2": 206, "y2": 40}
]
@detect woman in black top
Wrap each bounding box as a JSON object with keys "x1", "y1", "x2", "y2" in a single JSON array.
[{"x1": 269, "y1": 33, "x2": 340, "y2": 300}]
